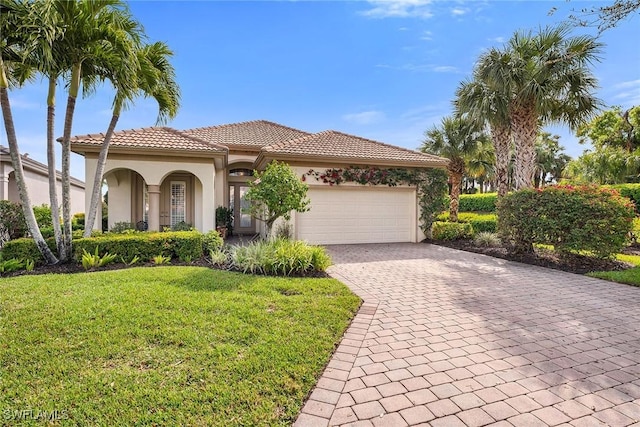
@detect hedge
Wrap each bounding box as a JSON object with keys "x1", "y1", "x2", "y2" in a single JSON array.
[
  {"x1": 436, "y1": 212, "x2": 497, "y2": 234},
  {"x1": 432, "y1": 221, "x2": 473, "y2": 241},
  {"x1": 459, "y1": 193, "x2": 497, "y2": 212},
  {"x1": 1, "y1": 231, "x2": 203, "y2": 264},
  {"x1": 606, "y1": 183, "x2": 640, "y2": 212}
]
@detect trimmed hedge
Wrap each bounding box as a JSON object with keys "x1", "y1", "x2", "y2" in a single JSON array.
[
  {"x1": 436, "y1": 212, "x2": 497, "y2": 234},
  {"x1": 498, "y1": 185, "x2": 635, "y2": 258},
  {"x1": 432, "y1": 221, "x2": 473, "y2": 241},
  {"x1": 459, "y1": 193, "x2": 497, "y2": 212},
  {"x1": 74, "y1": 231, "x2": 203, "y2": 262},
  {"x1": 1, "y1": 231, "x2": 203, "y2": 264},
  {"x1": 606, "y1": 183, "x2": 640, "y2": 212}
]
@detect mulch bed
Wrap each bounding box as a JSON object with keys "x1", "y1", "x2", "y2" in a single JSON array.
[{"x1": 427, "y1": 239, "x2": 633, "y2": 275}]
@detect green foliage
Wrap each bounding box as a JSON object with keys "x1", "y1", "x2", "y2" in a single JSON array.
[
  {"x1": 245, "y1": 161, "x2": 310, "y2": 230},
  {"x1": 208, "y1": 249, "x2": 228, "y2": 266},
  {"x1": 566, "y1": 146, "x2": 640, "y2": 184},
  {"x1": 274, "y1": 221, "x2": 293, "y2": 240},
  {"x1": 120, "y1": 255, "x2": 141, "y2": 266},
  {"x1": 606, "y1": 183, "x2": 640, "y2": 211},
  {"x1": 0, "y1": 258, "x2": 24, "y2": 274},
  {"x1": 498, "y1": 185, "x2": 635, "y2": 258},
  {"x1": 215, "y1": 206, "x2": 233, "y2": 231},
  {"x1": 436, "y1": 212, "x2": 497, "y2": 234},
  {"x1": 230, "y1": 239, "x2": 331, "y2": 276},
  {"x1": 73, "y1": 212, "x2": 85, "y2": 227},
  {"x1": 33, "y1": 204, "x2": 53, "y2": 228},
  {"x1": 1, "y1": 237, "x2": 57, "y2": 264},
  {"x1": 474, "y1": 232, "x2": 502, "y2": 247},
  {"x1": 152, "y1": 254, "x2": 171, "y2": 265},
  {"x1": 304, "y1": 166, "x2": 419, "y2": 186},
  {"x1": 432, "y1": 221, "x2": 473, "y2": 241},
  {"x1": 24, "y1": 259, "x2": 35, "y2": 272},
  {"x1": 577, "y1": 106, "x2": 640, "y2": 151},
  {"x1": 171, "y1": 221, "x2": 193, "y2": 231},
  {"x1": 73, "y1": 231, "x2": 203, "y2": 263},
  {"x1": 0, "y1": 200, "x2": 27, "y2": 243},
  {"x1": 202, "y1": 230, "x2": 224, "y2": 253},
  {"x1": 81, "y1": 247, "x2": 117, "y2": 271},
  {"x1": 110, "y1": 221, "x2": 136, "y2": 233},
  {"x1": 417, "y1": 168, "x2": 449, "y2": 236},
  {"x1": 459, "y1": 193, "x2": 497, "y2": 212}
]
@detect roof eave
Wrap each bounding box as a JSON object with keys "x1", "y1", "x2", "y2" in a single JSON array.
[
  {"x1": 255, "y1": 152, "x2": 448, "y2": 170},
  {"x1": 70, "y1": 143, "x2": 228, "y2": 159}
]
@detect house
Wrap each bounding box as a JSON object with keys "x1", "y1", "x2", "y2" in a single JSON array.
[
  {"x1": 69, "y1": 120, "x2": 447, "y2": 244},
  {"x1": 0, "y1": 145, "x2": 85, "y2": 214}
]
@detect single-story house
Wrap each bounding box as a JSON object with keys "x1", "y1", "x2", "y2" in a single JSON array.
[
  {"x1": 0, "y1": 145, "x2": 85, "y2": 214},
  {"x1": 70, "y1": 120, "x2": 447, "y2": 244}
]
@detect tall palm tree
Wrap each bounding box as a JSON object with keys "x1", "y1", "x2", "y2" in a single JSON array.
[
  {"x1": 54, "y1": 0, "x2": 143, "y2": 258},
  {"x1": 0, "y1": 0, "x2": 59, "y2": 264},
  {"x1": 455, "y1": 70, "x2": 512, "y2": 198},
  {"x1": 477, "y1": 25, "x2": 602, "y2": 190},
  {"x1": 421, "y1": 117, "x2": 488, "y2": 222},
  {"x1": 84, "y1": 41, "x2": 180, "y2": 237},
  {"x1": 466, "y1": 138, "x2": 495, "y2": 193}
]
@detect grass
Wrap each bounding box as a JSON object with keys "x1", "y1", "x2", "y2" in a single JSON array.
[
  {"x1": 588, "y1": 252, "x2": 640, "y2": 287},
  {"x1": 0, "y1": 267, "x2": 361, "y2": 426}
]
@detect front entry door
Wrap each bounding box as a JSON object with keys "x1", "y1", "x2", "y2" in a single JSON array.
[{"x1": 229, "y1": 184, "x2": 255, "y2": 235}]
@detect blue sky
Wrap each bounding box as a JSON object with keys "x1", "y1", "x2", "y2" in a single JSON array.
[{"x1": 2, "y1": 0, "x2": 639, "y2": 181}]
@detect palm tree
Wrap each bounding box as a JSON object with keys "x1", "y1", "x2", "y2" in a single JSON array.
[
  {"x1": 466, "y1": 138, "x2": 495, "y2": 193},
  {"x1": 421, "y1": 117, "x2": 488, "y2": 222},
  {"x1": 0, "y1": 0, "x2": 59, "y2": 264},
  {"x1": 54, "y1": 0, "x2": 143, "y2": 258},
  {"x1": 455, "y1": 72, "x2": 512, "y2": 199},
  {"x1": 534, "y1": 132, "x2": 570, "y2": 187},
  {"x1": 477, "y1": 25, "x2": 602, "y2": 190},
  {"x1": 84, "y1": 41, "x2": 180, "y2": 237}
]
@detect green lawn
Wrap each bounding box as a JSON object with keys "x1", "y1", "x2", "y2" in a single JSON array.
[
  {"x1": 588, "y1": 252, "x2": 640, "y2": 287},
  {"x1": 0, "y1": 267, "x2": 361, "y2": 426}
]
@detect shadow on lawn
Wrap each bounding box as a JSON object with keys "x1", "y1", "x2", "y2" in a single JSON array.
[{"x1": 168, "y1": 267, "x2": 259, "y2": 293}]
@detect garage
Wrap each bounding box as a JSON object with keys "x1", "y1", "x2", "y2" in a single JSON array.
[{"x1": 296, "y1": 186, "x2": 417, "y2": 245}]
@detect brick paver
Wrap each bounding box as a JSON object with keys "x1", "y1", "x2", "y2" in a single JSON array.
[{"x1": 295, "y1": 243, "x2": 640, "y2": 426}]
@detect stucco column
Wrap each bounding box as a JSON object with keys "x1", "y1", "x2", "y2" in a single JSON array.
[
  {"x1": 0, "y1": 174, "x2": 8, "y2": 200},
  {"x1": 147, "y1": 184, "x2": 161, "y2": 232}
]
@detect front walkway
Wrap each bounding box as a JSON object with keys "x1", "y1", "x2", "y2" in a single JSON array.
[{"x1": 295, "y1": 243, "x2": 640, "y2": 427}]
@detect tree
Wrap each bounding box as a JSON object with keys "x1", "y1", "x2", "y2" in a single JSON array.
[
  {"x1": 476, "y1": 25, "x2": 602, "y2": 191},
  {"x1": 84, "y1": 41, "x2": 180, "y2": 237},
  {"x1": 455, "y1": 73, "x2": 511, "y2": 199},
  {"x1": 577, "y1": 106, "x2": 640, "y2": 152},
  {"x1": 465, "y1": 138, "x2": 495, "y2": 193},
  {"x1": 534, "y1": 132, "x2": 571, "y2": 187},
  {"x1": 564, "y1": 0, "x2": 640, "y2": 33},
  {"x1": 0, "y1": 0, "x2": 58, "y2": 263},
  {"x1": 566, "y1": 147, "x2": 640, "y2": 184},
  {"x1": 244, "y1": 161, "x2": 310, "y2": 235},
  {"x1": 421, "y1": 117, "x2": 488, "y2": 222}
]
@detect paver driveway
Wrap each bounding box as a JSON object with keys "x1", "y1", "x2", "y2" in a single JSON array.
[{"x1": 295, "y1": 243, "x2": 640, "y2": 427}]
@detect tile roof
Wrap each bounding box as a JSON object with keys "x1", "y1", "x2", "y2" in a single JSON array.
[
  {"x1": 68, "y1": 127, "x2": 227, "y2": 153},
  {"x1": 261, "y1": 130, "x2": 448, "y2": 166},
  {"x1": 184, "y1": 120, "x2": 310, "y2": 149}
]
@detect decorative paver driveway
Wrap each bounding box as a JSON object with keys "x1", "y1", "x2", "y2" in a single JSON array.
[{"x1": 295, "y1": 243, "x2": 640, "y2": 427}]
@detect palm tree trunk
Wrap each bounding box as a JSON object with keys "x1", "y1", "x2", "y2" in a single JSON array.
[
  {"x1": 60, "y1": 63, "x2": 81, "y2": 260},
  {"x1": 46, "y1": 76, "x2": 65, "y2": 259},
  {"x1": 0, "y1": 66, "x2": 58, "y2": 264},
  {"x1": 491, "y1": 125, "x2": 511, "y2": 199},
  {"x1": 511, "y1": 104, "x2": 538, "y2": 190},
  {"x1": 84, "y1": 110, "x2": 120, "y2": 237},
  {"x1": 449, "y1": 171, "x2": 462, "y2": 223}
]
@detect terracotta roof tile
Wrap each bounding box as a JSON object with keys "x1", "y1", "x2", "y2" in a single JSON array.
[
  {"x1": 262, "y1": 130, "x2": 448, "y2": 166},
  {"x1": 184, "y1": 120, "x2": 310, "y2": 148},
  {"x1": 68, "y1": 127, "x2": 226, "y2": 153}
]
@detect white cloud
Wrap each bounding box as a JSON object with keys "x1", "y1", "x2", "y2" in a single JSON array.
[
  {"x1": 9, "y1": 97, "x2": 41, "y2": 110},
  {"x1": 360, "y1": 0, "x2": 434, "y2": 19},
  {"x1": 375, "y1": 63, "x2": 460, "y2": 73},
  {"x1": 613, "y1": 79, "x2": 640, "y2": 90},
  {"x1": 488, "y1": 36, "x2": 506, "y2": 44},
  {"x1": 451, "y1": 7, "x2": 467, "y2": 16},
  {"x1": 612, "y1": 80, "x2": 640, "y2": 106},
  {"x1": 342, "y1": 111, "x2": 386, "y2": 125},
  {"x1": 432, "y1": 65, "x2": 459, "y2": 73},
  {"x1": 420, "y1": 30, "x2": 433, "y2": 41}
]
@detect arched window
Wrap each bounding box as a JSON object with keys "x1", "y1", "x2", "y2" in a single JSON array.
[{"x1": 229, "y1": 168, "x2": 254, "y2": 177}]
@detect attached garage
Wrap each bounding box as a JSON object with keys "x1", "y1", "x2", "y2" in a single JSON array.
[{"x1": 296, "y1": 186, "x2": 417, "y2": 244}]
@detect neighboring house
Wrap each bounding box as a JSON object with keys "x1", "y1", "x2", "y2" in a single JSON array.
[
  {"x1": 0, "y1": 145, "x2": 85, "y2": 215},
  {"x1": 70, "y1": 120, "x2": 447, "y2": 244}
]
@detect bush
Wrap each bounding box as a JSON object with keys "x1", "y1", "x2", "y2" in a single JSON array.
[
  {"x1": 474, "y1": 232, "x2": 502, "y2": 247},
  {"x1": 1, "y1": 237, "x2": 57, "y2": 264},
  {"x1": 498, "y1": 185, "x2": 635, "y2": 258},
  {"x1": 73, "y1": 231, "x2": 203, "y2": 262},
  {"x1": 459, "y1": 193, "x2": 497, "y2": 212},
  {"x1": 33, "y1": 204, "x2": 53, "y2": 229},
  {"x1": 432, "y1": 221, "x2": 473, "y2": 241},
  {"x1": 171, "y1": 221, "x2": 193, "y2": 231},
  {"x1": 0, "y1": 200, "x2": 27, "y2": 244},
  {"x1": 230, "y1": 239, "x2": 331, "y2": 276},
  {"x1": 73, "y1": 212, "x2": 85, "y2": 227},
  {"x1": 436, "y1": 212, "x2": 497, "y2": 235},
  {"x1": 202, "y1": 230, "x2": 223, "y2": 253},
  {"x1": 606, "y1": 183, "x2": 640, "y2": 212},
  {"x1": 110, "y1": 222, "x2": 136, "y2": 233}
]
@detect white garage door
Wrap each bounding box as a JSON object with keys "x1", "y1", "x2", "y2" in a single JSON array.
[{"x1": 296, "y1": 187, "x2": 415, "y2": 244}]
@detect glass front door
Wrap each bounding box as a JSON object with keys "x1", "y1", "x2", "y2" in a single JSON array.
[{"x1": 229, "y1": 184, "x2": 255, "y2": 234}]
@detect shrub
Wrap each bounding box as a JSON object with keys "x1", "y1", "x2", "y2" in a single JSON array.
[
  {"x1": 230, "y1": 239, "x2": 331, "y2": 276},
  {"x1": 171, "y1": 221, "x2": 193, "y2": 231},
  {"x1": 81, "y1": 247, "x2": 117, "y2": 271},
  {"x1": 436, "y1": 212, "x2": 497, "y2": 235},
  {"x1": 474, "y1": 232, "x2": 502, "y2": 247},
  {"x1": 1, "y1": 237, "x2": 57, "y2": 264},
  {"x1": 274, "y1": 221, "x2": 293, "y2": 240},
  {"x1": 33, "y1": 204, "x2": 53, "y2": 228},
  {"x1": 431, "y1": 221, "x2": 473, "y2": 241},
  {"x1": 0, "y1": 200, "x2": 27, "y2": 244},
  {"x1": 152, "y1": 254, "x2": 171, "y2": 265},
  {"x1": 459, "y1": 193, "x2": 497, "y2": 212},
  {"x1": 417, "y1": 169, "x2": 449, "y2": 236},
  {"x1": 72, "y1": 212, "x2": 85, "y2": 227},
  {"x1": 0, "y1": 258, "x2": 24, "y2": 274},
  {"x1": 202, "y1": 230, "x2": 223, "y2": 253},
  {"x1": 498, "y1": 185, "x2": 635, "y2": 258},
  {"x1": 73, "y1": 231, "x2": 203, "y2": 262},
  {"x1": 209, "y1": 249, "x2": 228, "y2": 266},
  {"x1": 110, "y1": 222, "x2": 136, "y2": 233},
  {"x1": 607, "y1": 183, "x2": 640, "y2": 212}
]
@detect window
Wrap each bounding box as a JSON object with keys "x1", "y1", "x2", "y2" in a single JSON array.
[
  {"x1": 170, "y1": 181, "x2": 186, "y2": 227},
  {"x1": 229, "y1": 168, "x2": 253, "y2": 177}
]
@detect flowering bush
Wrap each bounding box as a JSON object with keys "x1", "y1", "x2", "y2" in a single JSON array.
[{"x1": 498, "y1": 185, "x2": 635, "y2": 258}]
